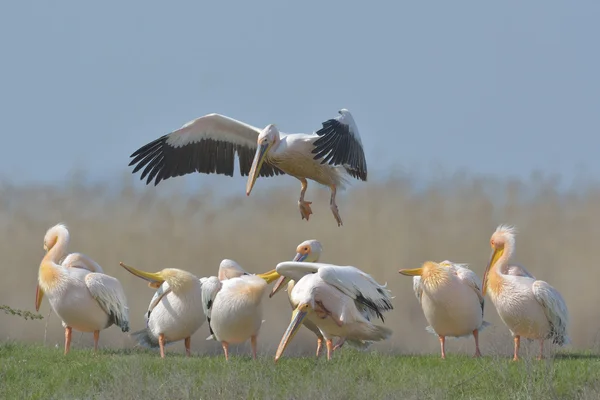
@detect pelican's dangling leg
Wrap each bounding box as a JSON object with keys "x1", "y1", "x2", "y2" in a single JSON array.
[
  {"x1": 315, "y1": 337, "x2": 324, "y2": 357},
  {"x1": 64, "y1": 326, "x2": 72, "y2": 355},
  {"x1": 325, "y1": 338, "x2": 334, "y2": 360},
  {"x1": 93, "y1": 330, "x2": 100, "y2": 352},
  {"x1": 159, "y1": 333, "x2": 166, "y2": 359},
  {"x1": 297, "y1": 178, "x2": 313, "y2": 221},
  {"x1": 251, "y1": 335, "x2": 258, "y2": 360},
  {"x1": 512, "y1": 335, "x2": 520, "y2": 361},
  {"x1": 333, "y1": 337, "x2": 346, "y2": 351},
  {"x1": 439, "y1": 335, "x2": 446, "y2": 359},
  {"x1": 184, "y1": 337, "x2": 191, "y2": 357},
  {"x1": 472, "y1": 329, "x2": 482, "y2": 358},
  {"x1": 329, "y1": 184, "x2": 343, "y2": 226}
]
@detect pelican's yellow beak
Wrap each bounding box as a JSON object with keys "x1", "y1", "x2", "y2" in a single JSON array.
[
  {"x1": 246, "y1": 141, "x2": 271, "y2": 196},
  {"x1": 275, "y1": 305, "x2": 309, "y2": 363},
  {"x1": 35, "y1": 284, "x2": 44, "y2": 312},
  {"x1": 482, "y1": 247, "x2": 504, "y2": 296},
  {"x1": 256, "y1": 269, "x2": 280, "y2": 284},
  {"x1": 119, "y1": 262, "x2": 165, "y2": 289},
  {"x1": 398, "y1": 267, "x2": 423, "y2": 276},
  {"x1": 269, "y1": 275, "x2": 291, "y2": 298}
]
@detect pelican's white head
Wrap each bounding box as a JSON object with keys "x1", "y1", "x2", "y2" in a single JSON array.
[
  {"x1": 269, "y1": 239, "x2": 323, "y2": 298},
  {"x1": 43, "y1": 223, "x2": 70, "y2": 252},
  {"x1": 482, "y1": 224, "x2": 517, "y2": 296},
  {"x1": 218, "y1": 259, "x2": 248, "y2": 280},
  {"x1": 246, "y1": 124, "x2": 281, "y2": 196}
]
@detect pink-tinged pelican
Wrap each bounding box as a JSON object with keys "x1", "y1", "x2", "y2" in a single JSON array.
[
  {"x1": 127, "y1": 109, "x2": 367, "y2": 226},
  {"x1": 201, "y1": 259, "x2": 280, "y2": 361},
  {"x1": 482, "y1": 225, "x2": 570, "y2": 361},
  {"x1": 119, "y1": 262, "x2": 206, "y2": 358},
  {"x1": 399, "y1": 260, "x2": 491, "y2": 359},
  {"x1": 274, "y1": 261, "x2": 394, "y2": 362},
  {"x1": 35, "y1": 224, "x2": 129, "y2": 355}
]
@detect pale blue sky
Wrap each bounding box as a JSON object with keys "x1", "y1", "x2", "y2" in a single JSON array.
[{"x1": 1, "y1": 1, "x2": 599, "y2": 191}]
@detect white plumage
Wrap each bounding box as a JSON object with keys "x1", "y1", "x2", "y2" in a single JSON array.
[
  {"x1": 274, "y1": 261, "x2": 394, "y2": 361},
  {"x1": 36, "y1": 223, "x2": 130, "y2": 355},
  {"x1": 482, "y1": 224, "x2": 570, "y2": 361},
  {"x1": 128, "y1": 109, "x2": 367, "y2": 226}
]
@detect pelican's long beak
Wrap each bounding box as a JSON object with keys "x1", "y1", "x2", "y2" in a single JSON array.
[
  {"x1": 293, "y1": 252, "x2": 308, "y2": 262},
  {"x1": 269, "y1": 275, "x2": 291, "y2": 298},
  {"x1": 398, "y1": 267, "x2": 423, "y2": 276},
  {"x1": 256, "y1": 269, "x2": 280, "y2": 284},
  {"x1": 275, "y1": 306, "x2": 308, "y2": 363},
  {"x1": 482, "y1": 247, "x2": 504, "y2": 296},
  {"x1": 246, "y1": 141, "x2": 271, "y2": 196},
  {"x1": 119, "y1": 262, "x2": 165, "y2": 289},
  {"x1": 35, "y1": 284, "x2": 44, "y2": 312}
]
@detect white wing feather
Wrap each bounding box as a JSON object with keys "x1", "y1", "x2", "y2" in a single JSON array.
[
  {"x1": 145, "y1": 281, "x2": 172, "y2": 322},
  {"x1": 84, "y1": 273, "x2": 130, "y2": 332},
  {"x1": 532, "y1": 280, "x2": 570, "y2": 345},
  {"x1": 412, "y1": 276, "x2": 423, "y2": 303},
  {"x1": 165, "y1": 113, "x2": 261, "y2": 148},
  {"x1": 61, "y1": 252, "x2": 104, "y2": 273},
  {"x1": 200, "y1": 276, "x2": 222, "y2": 340}
]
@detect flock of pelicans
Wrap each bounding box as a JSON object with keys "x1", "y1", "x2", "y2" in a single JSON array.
[{"x1": 34, "y1": 109, "x2": 570, "y2": 362}]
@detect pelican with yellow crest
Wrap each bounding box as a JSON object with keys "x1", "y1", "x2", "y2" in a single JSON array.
[
  {"x1": 274, "y1": 260, "x2": 394, "y2": 362},
  {"x1": 127, "y1": 109, "x2": 367, "y2": 226},
  {"x1": 398, "y1": 260, "x2": 490, "y2": 359},
  {"x1": 35, "y1": 223, "x2": 130, "y2": 355},
  {"x1": 482, "y1": 224, "x2": 570, "y2": 361},
  {"x1": 118, "y1": 261, "x2": 207, "y2": 358},
  {"x1": 201, "y1": 259, "x2": 280, "y2": 361}
]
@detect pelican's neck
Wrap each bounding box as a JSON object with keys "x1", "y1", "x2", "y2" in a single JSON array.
[
  {"x1": 421, "y1": 265, "x2": 450, "y2": 291},
  {"x1": 39, "y1": 228, "x2": 70, "y2": 291},
  {"x1": 45, "y1": 228, "x2": 70, "y2": 265},
  {"x1": 488, "y1": 244, "x2": 514, "y2": 297}
]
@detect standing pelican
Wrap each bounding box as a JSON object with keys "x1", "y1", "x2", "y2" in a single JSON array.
[
  {"x1": 270, "y1": 239, "x2": 326, "y2": 357},
  {"x1": 482, "y1": 225, "x2": 570, "y2": 360},
  {"x1": 399, "y1": 260, "x2": 491, "y2": 359},
  {"x1": 119, "y1": 262, "x2": 205, "y2": 358},
  {"x1": 201, "y1": 260, "x2": 280, "y2": 360},
  {"x1": 127, "y1": 109, "x2": 367, "y2": 226},
  {"x1": 274, "y1": 261, "x2": 394, "y2": 362},
  {"x1": 35, "y1": 223, "x2": 129, "y2": 355}
]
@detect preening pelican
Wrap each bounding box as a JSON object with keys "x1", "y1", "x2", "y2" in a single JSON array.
[
  {"x1": 482, "y1": 225, "x2": 570, "y2": 360},
  {"x1": 399, "y1": 260, "x2": 491, "y2": 359},
  {"x1": 119, "y1": 262, "x2": 205, "y2": 358},
  {"x1": 201, "y1": 259, "x2": 280, "y2": 360},
  {"x1": 35, "y1": 224, "x2": 129, "y2": 355},
  {"x1": 274, "y1": 261, "x2": 394, "y2": 362},
  {"x1": 127, "y1": 109, "x2": 367, "y2": 226},
  {"x1": 269, "y1": 239, "x2": 326, "y2": 357}
]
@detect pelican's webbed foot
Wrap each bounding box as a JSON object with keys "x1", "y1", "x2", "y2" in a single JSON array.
[{"x1": 298, "y1": 200, "x2": 313, "y2": 221}]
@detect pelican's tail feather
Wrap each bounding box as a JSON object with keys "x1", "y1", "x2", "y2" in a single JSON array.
[
  {"x1": 130, "y1": 328, "x2": 159, "y2": 349},
  {"x1": 346, "y1": 339, "x2": 375, "y2": 351},
  {"x1": 356, "y1": 323, "x2": 392, "y2": 342},
  {"x1": 424, "y1": 321, "x2": 493, "y2": 339}
]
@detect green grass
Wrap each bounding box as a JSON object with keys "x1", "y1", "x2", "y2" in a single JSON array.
[{"x1": 1, "y1": 342, "x2": 599, "y2": 400}]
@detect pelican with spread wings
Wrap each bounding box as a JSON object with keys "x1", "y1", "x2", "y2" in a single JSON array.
[
  {"x1": 127, "y1": 109, "x2": 367, "y2": 226},
  {"x1": 482, "y1": 224, "x2": 570, "y2": 360},
  {"x1": 273, "y1": 261, "x2": 394, "y2": 361}
]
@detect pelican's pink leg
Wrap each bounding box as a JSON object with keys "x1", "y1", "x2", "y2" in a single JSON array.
[
  {"x1": 537, "y1": 340, "x2": 544, "y2": 360},
  {"x1": 159, "y1": 333, "x2": 166, "y2": 359},
  {"x1": 93, "y1": 330, "x2": 100, "y2": 353},
  {"x1": 297, "y1": 178, "x2": 313, "y2": 221},
  {"x1": 64, "y1": 326, "x2": 72, "y2": 355},
  {"x1": 439, "y1": 335, "x2": 446, "y2": 359},
  {"x1": 325, "y1": 339, "x2": 334, "y2": 360},
  {"x1": 473, "y1": 329, "x2": 482, "y2": 358},
  {"x1": 315, "y1": 337, "x2": 323, "y2": 357},
  {"x1": 251, "y1": 335, "x2": 258, "y2": 360},
  {"x1": 333, "y1": 337, "x2": 346, "y2": 351},
  {"x1": 513, "y1": 335, "x2": 520, "y2": 361},
  {"x1": 222, "y1": 341, "x2": 230, "y2": 361},
  {"x1": 184, "y1": 337, "x2": 191, "y2": 357},
  {"x1": 329, "y1": 185, "x2": 343, "y2": 226}
]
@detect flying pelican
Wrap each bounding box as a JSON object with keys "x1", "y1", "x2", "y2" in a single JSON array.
[
  {"x1": 482, "y1": 224, "x2": 570, "y2": 361},
  {"x1": 398, "y1": 260, "x2": 491, "y2": 359},
  {"x1": 273, "y1": 261, "x2": 394, "y2": 362},
  {"x1": 201, "y1": 259, "x2": 280, "y2": 361},
  {"x1": 119, "y1": 262, "x2": 206, "y2": 358},
  {"x1": 269, "y1": 239, "x2": 326, "y2": 357},
  {"x1": 35, "y1": 223, "x2": 129, "y2": 355},
  {"x1": 127, "y1": 109, "x2": 367, "y2": 226}
]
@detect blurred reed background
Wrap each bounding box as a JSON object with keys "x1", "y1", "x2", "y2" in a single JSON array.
[{"x1": 1, "y1": 168, "x2": 599, "y2": 358}]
